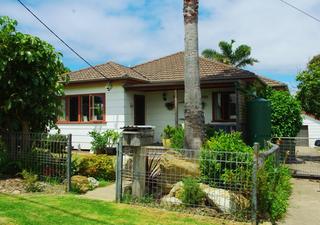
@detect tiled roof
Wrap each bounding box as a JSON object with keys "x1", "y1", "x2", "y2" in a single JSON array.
[
  {"x1": 132, "y1": 52, "x2": 256, "y2": 81},
  {"x1": 67, "y1": 61, "x2": 147, "y2": 83},
  {"x1": 258, "y1": 76, "x2": 288, "y2": 89},
  {"x1": 66, "y1": 52, "x2": 284, "y2": 88}
]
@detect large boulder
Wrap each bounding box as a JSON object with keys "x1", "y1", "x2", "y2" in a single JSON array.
[
  {"x1": 200, "y1": 184, "x2": 250, "y2": 213},
  {"x1": 88, "y1": 177, "x2": 99, "y2": 190},
  {"x1": 160, "y1": 195, "x2": 182, "y2": 207},
  {"x1": 159, "y1": 151, "x2": 199, "y2": 194}
]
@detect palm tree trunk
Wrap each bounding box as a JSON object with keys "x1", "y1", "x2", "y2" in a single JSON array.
[{"x1": 183, "y1": 0, "x2": 204, "y2": 152}]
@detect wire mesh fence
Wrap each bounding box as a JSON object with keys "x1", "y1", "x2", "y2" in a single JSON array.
[
  {"x1": 117, "y1": 145, "x2": 254, "y2": 220},
  {"x1": 272, "y1": 137, "x2": 320, "y2": 178},
  {"x1": 0, "y1": 132, "x2": 71, "y2": 190}
]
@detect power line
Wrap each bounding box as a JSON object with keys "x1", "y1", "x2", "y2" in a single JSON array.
[
  {"x1": 16, "y1": 0, "x2": 110, "y2": 81},
  {"x1": 278, "y1": 0, "x2": 320, "y2": 24}
]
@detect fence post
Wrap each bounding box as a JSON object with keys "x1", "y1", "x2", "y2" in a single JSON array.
[
  {"x1": 252, "y1": 142, "x2": 259, "y2": 225},
  {"x1": 115, "y1": 136, "x2": 123, "y2": 203},
  {"x1": 66, "y1": 134, "x2": 72, "y2": 192}
]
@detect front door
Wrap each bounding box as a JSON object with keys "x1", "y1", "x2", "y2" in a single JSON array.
[{"x1": 134, "y1": 95, "x2": 145, "y2": 125}]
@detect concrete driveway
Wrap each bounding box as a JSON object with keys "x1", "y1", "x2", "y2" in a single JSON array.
[{"x1": 280, "y1": 178, "x2": 320, "y2": 225}]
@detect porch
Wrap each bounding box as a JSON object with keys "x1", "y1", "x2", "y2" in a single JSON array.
[{"x1": 125, "y1": 80, "x2": 247, "y2": 142}]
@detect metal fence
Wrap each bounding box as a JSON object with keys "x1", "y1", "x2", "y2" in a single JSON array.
[
  {"x1": 116, "y1": 143, "x2": 279, "y2": 222},
  {"x1": 0, "y1": 132, "x2": 72, "y2": 190},
  {"x1": 273, "y1": 137, "x2": 320, "y2": 179}
]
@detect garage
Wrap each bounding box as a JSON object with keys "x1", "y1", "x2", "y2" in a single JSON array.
[{"x1": 296, "y1": 125, "x2": 309, "y2": 146}]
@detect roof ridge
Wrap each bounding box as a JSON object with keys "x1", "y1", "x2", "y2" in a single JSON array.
[
  {"x1": 109, "y1": 61, "x2": 149, "y2": 80},
  {"x1": 68, "y1": 61, "x2": 111, "y2": 76},
  {"x1": 132, "y1": 51, "x2": 184, "y2": 68},
  {"x1": 108, "y1": 61, "x2": 127, "y2": 76},
  {"x1": 257, "y1": 75, "x2": 286, "y2": 85}
]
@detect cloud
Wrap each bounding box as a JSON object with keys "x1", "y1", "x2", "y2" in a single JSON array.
[{"x1": 1, "y1": 0, "x2": 319, "y2": 77}]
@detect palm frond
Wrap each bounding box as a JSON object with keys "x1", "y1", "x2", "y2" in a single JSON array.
[{"x1": 236, "y1": 57, "x2": 259, "y2": 68}]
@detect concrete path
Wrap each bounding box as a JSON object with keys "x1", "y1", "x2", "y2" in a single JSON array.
[
  {"x1": 280, "y1": 178, "x2": 320, "y2": 225},
  {"x1": 83, "y1": 183, "x2": 115, "y2": 202}
]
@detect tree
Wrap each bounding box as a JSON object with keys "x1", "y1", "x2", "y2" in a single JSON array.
[
  {"x1": 296, "y1": 55, "x2": 320, "y2": 119},
  {"x1": 0, "y1": 16, "x2": 67, "y2": 133},
  {"x1": 201, "y1": 40, "x2": 258, "y2": 68},
  {"x1": 183, "y1": 0, "x2": 205, "y2": 151},
  {"x1": 265, "y1": 89, "x2": 302, "y2": 137}
]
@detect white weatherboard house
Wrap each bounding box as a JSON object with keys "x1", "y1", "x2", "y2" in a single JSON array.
[
  {"x1": 297, "y1": 113, "x2": 320, "y2": 147},
  {"x1": 56, "y1": 52, "x2": 287, "y2": 150}
]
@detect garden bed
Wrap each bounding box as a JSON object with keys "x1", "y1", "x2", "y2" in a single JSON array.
[{"x1": 0, "y1": 176, "x2": 65, "y2": 195}]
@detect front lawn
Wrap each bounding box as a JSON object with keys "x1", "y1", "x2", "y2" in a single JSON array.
[{"x1": 0, "y1": 194, "x2": 247, "y2": 225}]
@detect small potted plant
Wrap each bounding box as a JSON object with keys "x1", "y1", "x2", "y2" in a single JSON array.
[
  {"x1": 161, "y1": 125, "x2": 175, "y2": 148},
  {"x1": 89, "y1": 130, "x2": 120, "y2": 155}
]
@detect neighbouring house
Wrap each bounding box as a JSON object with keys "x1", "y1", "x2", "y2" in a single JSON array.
[
  {"x1": 55, "y1": 52, "x2": 287, "y2": 149},
  {"x1": 296, "y1": 113, "x2": 320, "y2": 147}
]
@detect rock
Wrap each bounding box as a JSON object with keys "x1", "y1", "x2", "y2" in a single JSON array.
[
  {"x1": 71, "y1": 175, "x2": 90, "y2": 194},
  {"x1": 11, "y1": 190, "x2": 21, "y2": 195},
  {"x1": 160, "y1": 195, "x2": 182, "y2": 207},
  {"x1": 168, "y1": 181, "x2": 183, "y2": 197},
  {"x1": 200, "y1": 184, "x2": 250, "y2": 213},
  {"x1": 159, "y1": 152, "x2": 199, "y2": 194},
  {"x1": 87, "y1": 177, "x2": 99, "y2": 189}
]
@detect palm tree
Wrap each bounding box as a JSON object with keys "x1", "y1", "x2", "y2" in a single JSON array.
[
  {"x1": 183, "y1": 0, "x2": 204, "y2": 152},
  {"x1": 202, "y1": 40, "x2": 258, "y2": 68}
]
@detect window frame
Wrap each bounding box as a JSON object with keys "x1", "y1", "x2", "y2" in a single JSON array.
[
  {"x1": 212, "y1": 91, "x2": 237, "y2": 122},
  {"x1": 57, "y1": 93, "x2": 106, "y2": 124}
]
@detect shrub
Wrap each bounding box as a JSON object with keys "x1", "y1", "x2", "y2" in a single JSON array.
[
  {"x1": 200, "y1": 132, "x2": 253, "y2": 187},
  {"x1": 72, "y1": 154, "x2": 115, "y2": 181},
  {"x1": 266, "y1": 89, "x2": 302, "y2": 137},
  {"x1": 0, "y1": 138, "x2": 9, "y2": 171},
  {"x1": 89, "y1": 130, "x2": 120, "y2": 154},
  {"x1": 257, "y1": 157, "x2": 292, "y2": 223},
  {"x1": 45, "y1": 133, "x2": 67, "y2": 153},
  {"x1": 20, "y1": 170, "x2": 44, "y2": 192},
  {"x1": 71, "y1": 175, "x2": 90, "y2": 194},
  {"x1": 204, "y1": 124, "x2": 216, "y2": 139},
  {"x1": 178, "y1": 177, "x2": 205, "y2": 206},
  {"x1": 170, "y1": 126, "x2": 184, "y2": 149},
  {"x1": 161, "y1": 125, "x2": 175, "y2": 139}
]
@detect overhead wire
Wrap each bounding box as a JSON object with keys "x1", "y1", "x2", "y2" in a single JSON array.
[
  {"x1": 17, "y1": 0, "x2": 111, "y2": 82},
  {"x1": 278, "y1": 0, "x2": 320, "y2": 24}
]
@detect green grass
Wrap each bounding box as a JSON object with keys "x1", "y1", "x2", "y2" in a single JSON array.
[
  {"x1": 98, "y1": 179, "x2": 110, "y2": 188},
  {"x1": 0, "y1": 194, "x2": 248, "y2": 225}
]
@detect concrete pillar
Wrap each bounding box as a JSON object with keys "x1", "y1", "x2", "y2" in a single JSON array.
[{"x1": 132, "y1": 146, "x2": 146, "y2": 198}]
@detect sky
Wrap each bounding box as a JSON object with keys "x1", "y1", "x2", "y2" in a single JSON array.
[{"x1": 1, "y1": 0, "x2": 320, "y2": 92}]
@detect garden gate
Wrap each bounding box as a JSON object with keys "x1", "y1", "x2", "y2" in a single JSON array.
[{"x1": 275, "y1": 137, "x2": 320, "y2": 179}]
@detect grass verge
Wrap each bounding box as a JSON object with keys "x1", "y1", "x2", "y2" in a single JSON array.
[{"x1": 0, "y1": 193, "x2": 248, "y2": 225}]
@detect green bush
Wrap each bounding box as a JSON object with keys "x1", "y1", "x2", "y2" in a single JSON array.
[
  {"x1": 72, "y1": 154, "x2": 115, "y2": 181},
  {"x1": 71, "y1": 175, "x2": 90, "y2": 194},
  {"x1": 200, "y1": 132, "x2": 253, "y2": 187},
  {"x1": 204, "y1": 124, "x2": 216, "y2": 139},
  {"x1": 20, "y1": 170, "x2": 44, "y2": 192},
  {"x1": 178, "y1": 177, "x2": 205, "y2": 206},
  {"x1": 89, "y1": 130, "x2": 120, "y2": 154},
  {"x1": 0, "y1": 138, "x2": 9, "y2": 171},
  {"x1": 199, "y1": 131, "x2": 292, "y2": 222},
  {"x1": 266, "y1": 89, "x2": 302, "y2": 137},
  {"x1": 257, "y1": 157, "x2": 292, "y2": 223},
  {"x1": 170, "y1": 126, "x2": 184, "y2": 149},
  {"x1": 161, "y1": 125, "x2": 175, "y2": 139},
  {"x1": 45, "y1": 133, "x2": 67, "y2": 153}
]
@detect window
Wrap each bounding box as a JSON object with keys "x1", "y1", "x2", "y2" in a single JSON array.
[
  {"x1": 58, "y1": 94, "x2": 105, "y2": 123},
  {"x1": 212, "y1": 92, "x2": 236, "y2": 121}
]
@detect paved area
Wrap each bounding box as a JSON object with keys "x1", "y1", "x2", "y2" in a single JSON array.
[
  {"x1": 289, "y1": 147, "x2": 320, "y2": 177},
  {"x1": 83, "y1": 183, "x2": 115, "y2": 202},
  {"x1": 280, "y1": 178, "x2": 320, "y2": 225}
]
